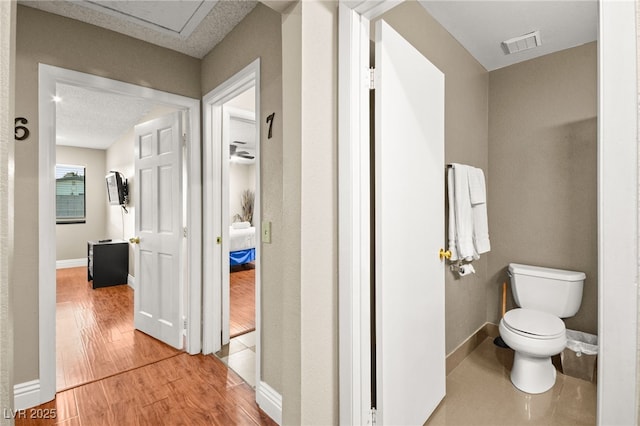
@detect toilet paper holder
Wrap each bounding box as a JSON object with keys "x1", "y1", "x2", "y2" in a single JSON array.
[{"x1": 450, "y1": 261, "x2": 475, "y2": 277}]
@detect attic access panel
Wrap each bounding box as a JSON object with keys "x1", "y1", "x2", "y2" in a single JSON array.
[{"x1": 81, "y1": 0, "x2": 218, "y2": 38}]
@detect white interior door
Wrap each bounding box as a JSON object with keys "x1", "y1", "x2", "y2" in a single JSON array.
[
  {"x1": 374, "y1": 20, "x2": 445, "y2": 425},
  {"x1": 133, "y1": 111, "x2": 184, "y2": 349}
]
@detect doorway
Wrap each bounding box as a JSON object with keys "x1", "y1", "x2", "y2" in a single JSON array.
[
  {"x1": 54, "y1": 87, "x2": 186, "y2": 391},
  {"x1": 339, "y1": 1, "x2": 638, "y2": 425},
  {"x1": 38, "y1": 64, "x2": 202, "y2": 402},
  {"x1": 202, "y1": 59, "x2": 261, "y2": 389},
  {"x1": 225, "y1": 99, "x2": 257, "y2": 340}
]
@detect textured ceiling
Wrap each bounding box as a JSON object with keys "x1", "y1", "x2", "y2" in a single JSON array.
[
  {"x1": 19, "y1": 0, "x2": 258, "y2": 58},
  {"x1": 55, "y1": 83, "x2": 161, "y2": 149}
]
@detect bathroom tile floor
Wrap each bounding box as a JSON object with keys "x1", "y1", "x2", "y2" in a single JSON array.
[
  {"x1": 425, "y1": 337, "x2": 597, "y2": 425},
  {"x1": 215, "y1": 331, "x2": 257, "y2": 388}
]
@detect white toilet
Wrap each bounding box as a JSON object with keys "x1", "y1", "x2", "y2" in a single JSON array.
[{"x1": 499, "y1": 263, "x2": 585, "y2": 394}]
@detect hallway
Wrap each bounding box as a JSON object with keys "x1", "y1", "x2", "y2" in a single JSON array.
[{"x1": 15, "y1": 267, "x2": 275, "y2": 424}]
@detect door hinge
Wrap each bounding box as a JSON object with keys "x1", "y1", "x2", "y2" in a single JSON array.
[
  {"x1": 182, "y1": 134, "x2": 187, "y2": 146},
  {"x1": 183, "y1": 317, "x2": 187, "y2": 330},
  {"x1": 368, "y1": 408, "x2": 377, "y2": 425},
  {"x1": 369, "y1": 68, "x2": 376, "y2": 90},
  {"x1": 183, "y1": 227, "x2": 187, "y2": 238}
]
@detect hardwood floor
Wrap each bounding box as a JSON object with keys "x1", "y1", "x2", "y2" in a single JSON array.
[
  {"x1": 18, "y1": 267, "x2": 275, "y2": 425},
  {"x1": 229, "y1": 264, "x2": 255, "y2": 338},
  {"x1": 56, "y1": 268, "x2": 180, "y2": 391},
  {"x1": 16, "y1": 353, "x2": 277, "y2": 425}
]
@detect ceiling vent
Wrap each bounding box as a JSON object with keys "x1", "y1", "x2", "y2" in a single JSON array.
[{"x1": 502, "y1": 31, "x2": 542, "y2": 55}]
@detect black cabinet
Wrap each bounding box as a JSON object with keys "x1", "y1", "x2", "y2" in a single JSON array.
[{"x1": 87, "y1": 240, "x2": 129, "y2": 288}]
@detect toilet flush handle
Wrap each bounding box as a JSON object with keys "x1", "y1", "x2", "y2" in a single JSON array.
[{"x1": 439, "y1": 248, "x2": 452, "y2": 261}]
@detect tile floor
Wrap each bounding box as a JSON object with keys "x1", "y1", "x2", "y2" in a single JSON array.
[
  {"x1": 425, "y1": 337, "x2": 597, "y2": 425},
  {"x1": 215, "y1": 331, "x2": 256, "y2": 388}
]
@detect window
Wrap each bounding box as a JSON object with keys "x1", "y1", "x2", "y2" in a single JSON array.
[{"x1": 56, "y1": 164, "x2": 86, "y2": 224}]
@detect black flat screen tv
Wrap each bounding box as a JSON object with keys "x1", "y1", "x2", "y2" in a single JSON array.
[{"x1": 105, "y1": 171, "x2": 127, "y2": 206}]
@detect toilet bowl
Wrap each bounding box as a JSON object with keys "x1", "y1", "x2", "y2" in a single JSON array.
[
  {"x1": 499, "y1": 308, "x2": 566, "y2": 394},
  {"x1": 498, "y1": 263, "x2": 585, "y2": 394}
]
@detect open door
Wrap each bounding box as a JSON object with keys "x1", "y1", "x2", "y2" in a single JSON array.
[
  {"x1": 132, "y1": 111, "x2": 184, "y2": 349},
  {"x1": 221, "y1": 104, "x2": 257, "y2": 345},
  {"x1": 374, "y1": 20, "x2": 446, "y2": 424}
]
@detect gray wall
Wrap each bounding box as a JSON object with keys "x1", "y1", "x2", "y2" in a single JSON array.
[
  {"x1": 487, "y1": 43, "x2": 598, "y2": 334},
  {"x1": 104, "y1": 119, "x2": 135, "y2": 274},
  {"x1": 14, "y1": 4, "x2": 200, "y2": 383},
  {"x1": 55, "y1": 146, "x2": 106, "y2": 260},
  {"x1": 200, "y1": 3, "x2": 284, "y2": 395},
  {"x1": 377, "y1": 2, "x2": 490, "y2": 354}
]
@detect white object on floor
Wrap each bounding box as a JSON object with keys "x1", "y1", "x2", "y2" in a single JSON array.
[{"x1": 499, "y1": 263, "x2": 585, "y2": 394}]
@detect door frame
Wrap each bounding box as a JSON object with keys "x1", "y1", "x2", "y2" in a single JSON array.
[
  {"x1": 338, "y1": 0, "x2": 639, "y2": 425},
  {"x1": 338, "y1": 3, "x2": 403, "y2": 424},
  {"x1": 37, "y1": 64, "x2": 202, "y2": 404},
  {"x1": 201, "y1": 59, "x2": 261, "y2": 381}
]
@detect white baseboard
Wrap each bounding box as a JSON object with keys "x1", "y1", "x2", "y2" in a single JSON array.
[
  {"x1": 127, "y1": 274, "x2": 135, "y2": 290},
  {"x1": 256, "y1": 381, "x2": 282, "y2": 425},
  {"x1": 56, "y1": 258, "x2": 87, "y2": 269},
  {"x1": 13, "y1": 380, "x2": 41, "y2": 411}
]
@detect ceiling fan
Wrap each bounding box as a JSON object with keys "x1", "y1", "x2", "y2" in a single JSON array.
[{"x1": 230, "y1": 141, "x2": 254, "y2": 160}]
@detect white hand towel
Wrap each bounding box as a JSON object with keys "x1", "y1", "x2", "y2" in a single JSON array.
[{"x1": 468, "y1": 167, "x2": 486, "y2": 205}]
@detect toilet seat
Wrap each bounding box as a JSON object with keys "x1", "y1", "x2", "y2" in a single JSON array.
[{"x1": 502, "y1": 308, "x2": 565, "y2": 339}]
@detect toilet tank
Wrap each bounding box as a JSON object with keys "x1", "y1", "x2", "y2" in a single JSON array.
[{"x1": 508, "y1": 263, "x2": 585, "y2": 318}]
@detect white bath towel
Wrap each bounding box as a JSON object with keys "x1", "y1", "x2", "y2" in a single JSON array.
[
  {"x1": 447, "y1": 168, "x2": 460, "y2": 261},
  {"x1": 448, "y1": 164, "x2": 476, "y2": 261},
  {"x1": 447, "y1": 164, "x2": 491, "y2": 261}
]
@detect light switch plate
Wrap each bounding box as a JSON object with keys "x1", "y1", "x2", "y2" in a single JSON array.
[{"x1": 262, "y1": 221, "x2": 271, "y2": 243}]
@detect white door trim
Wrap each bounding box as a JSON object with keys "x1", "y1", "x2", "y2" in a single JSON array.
[
  {"x1": 338, "y1": 0, "x2": 639, "y2": 424},
  {"x1": 597, "y1": 1, "x2": 638, "y2": 424},
  {"x1": 338, "y1": 2, "x2": 393, "y2": 424},
  {"x1": 202, "y1": 59, "x2": 261, "y2": 384},
  {"x1": 37, "y1": 64, "x2": 202, "y2": 405}
]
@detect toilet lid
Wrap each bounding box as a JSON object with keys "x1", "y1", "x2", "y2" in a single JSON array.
[{"x1": 503, "y1": 308, "x2": 565, "y2": 338}]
